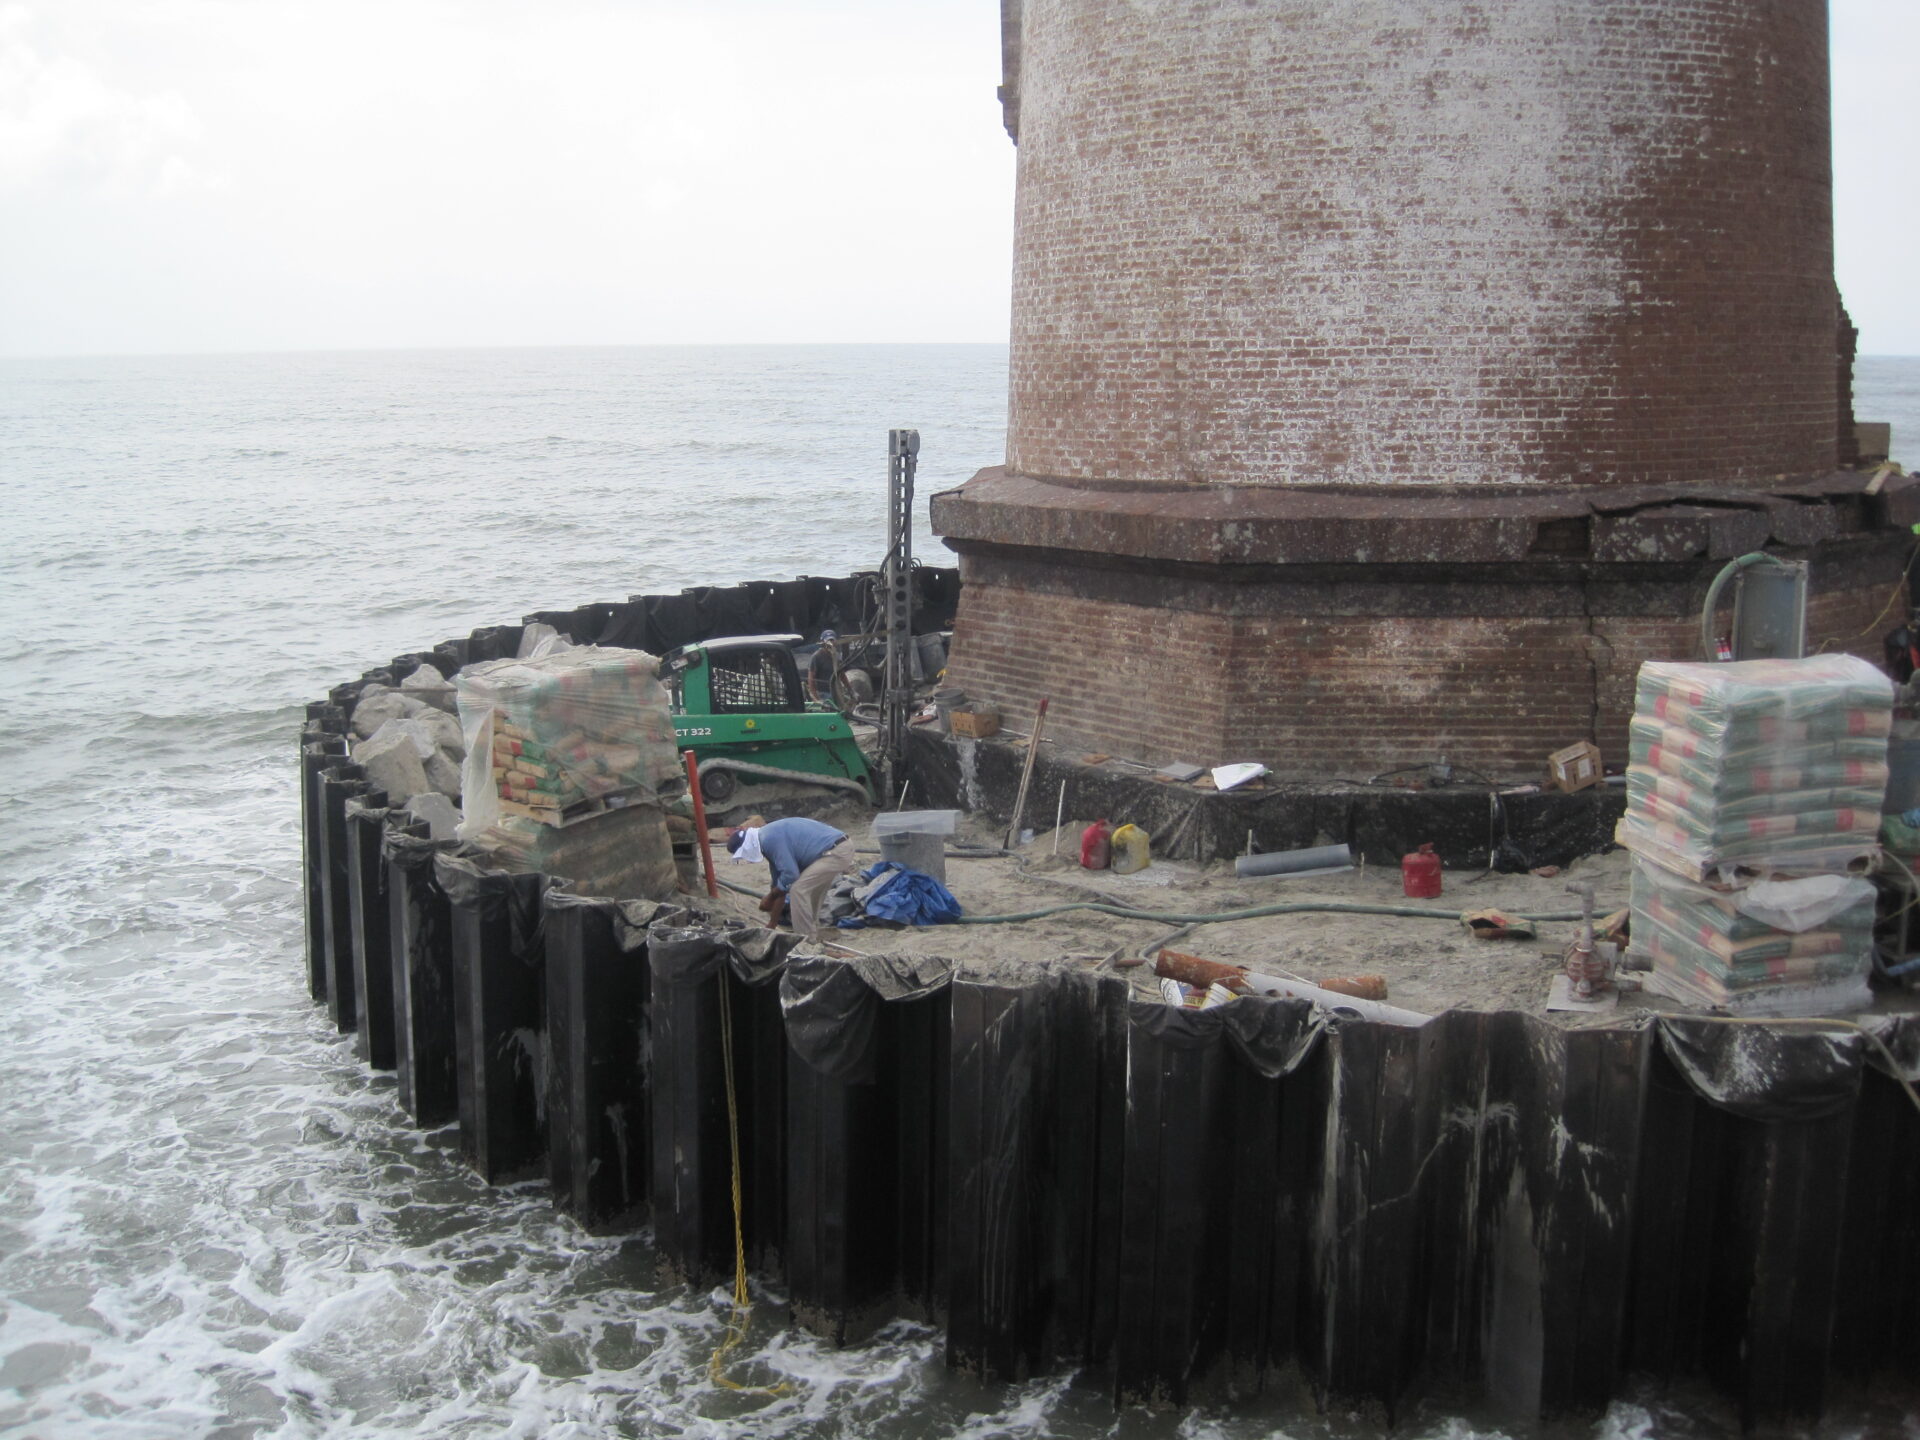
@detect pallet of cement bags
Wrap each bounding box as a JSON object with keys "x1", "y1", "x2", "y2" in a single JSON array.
[
  {"x1": 1628, "y1": 856, "x2": 1876, "y2": 1016},
  {"x1": 465, "y1": 806, "x2": 680, "y2": 900},
  {"x1": 455, "y1": 646, "x2": 685, "y2": 838},
  {"x1": 1616, "y1": 655, "x2": 1892, "y2": 882}
]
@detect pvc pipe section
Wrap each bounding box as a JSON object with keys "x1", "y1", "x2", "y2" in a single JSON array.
[
  {"x1": 1241, "y1": 969, "x2": 1434, "y2": 1028},
  {"x1": 1235, "y1": 843, "x2": 1353, "y2": 878}
]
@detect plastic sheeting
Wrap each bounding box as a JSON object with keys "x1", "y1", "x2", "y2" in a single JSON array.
[
  {"x1": 1128, "y1": 993, "x2": 1323, "y2": 1079},
  {"x1": 1655, "y1": 1016, "x2": 1866, "y2": 1122},
  {"x1": 455, "y1": 646, "x2": 683, "y2": 839},
  {"x1": 645, "y1": 917, "x2": 799, "y2": 988},
  {"x1": 781, "y1": 953, "x2": 955, "y2": 1084},
  {"x1": 903, "y1": 726, "x2": 1625, "y2": 867},
  {"x1": 1619, "y1": 655, "x2": 1892, "y2": 880}
]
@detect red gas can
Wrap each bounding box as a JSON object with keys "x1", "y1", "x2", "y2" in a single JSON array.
[
  {"x1": 1402, "y1": 842, "x2": 1442, "y2": 899},
  {"x1": 1080, "y1": 819, "x2": 1112, "y2": 870}
]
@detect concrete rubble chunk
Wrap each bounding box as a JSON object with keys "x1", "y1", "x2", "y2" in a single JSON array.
[
  {"x1": 424, "y1": 748, "x2": 464, "y2": 800},
  {"x1": 403, "y1": 791, "x2": 463, "y2": 841},
  {"x1": 351, "y1": 725, "x2": 431, "y2": 802},
  {"x1": 401, "y1": 663, "x2": 459, "y2": 714},
  {"x1": 414, "y1": 708, "x2": 464, "y2": 758},
  {"x1": 365, "y1": 716, "x2": 437, "y2": 758},
  {"x1": 351, "y1": 690, "x2": 431, "y2": 739}
]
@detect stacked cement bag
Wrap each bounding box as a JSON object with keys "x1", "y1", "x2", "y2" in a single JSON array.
[
  {"x1": 348, "y1": 666, "x2": 465, "y2": 804},
  {"x1": 1619, "y1": 656, "x2": 1891, "y2": 877},
  {"x1": 454, "y1": 647, "x2": 684, "y2": 897},
  {"x1": 1617, "y1": 655, "x2": 1893, "y2": 1015},
  {"x1": 461, "y1": 807, "x2": 680, "y2": 899},
  {"x1": 1628, "y1": 861, "x2": 1878, "y2": 1015}
]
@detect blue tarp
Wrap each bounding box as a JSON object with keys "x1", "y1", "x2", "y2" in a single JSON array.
[{"x1": 835, "y1": 861, "x2": 962, "y2": 928}]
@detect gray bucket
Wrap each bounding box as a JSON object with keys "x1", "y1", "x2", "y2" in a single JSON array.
[
  {"x1": 878, "y1": 830, "x2": 946, "y2": 883},
  {"x1": 932, "y1": 688, "x2": 968, "y2": 736}
]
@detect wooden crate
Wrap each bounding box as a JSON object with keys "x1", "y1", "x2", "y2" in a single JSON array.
[{"x1": 949, "y1": 709, "x2": 1002, "y2": 739}]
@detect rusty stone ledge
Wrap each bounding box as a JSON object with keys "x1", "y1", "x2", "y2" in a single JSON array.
[{"x1": 930, "y1": 467, "x2": 1919, "y2": 568}]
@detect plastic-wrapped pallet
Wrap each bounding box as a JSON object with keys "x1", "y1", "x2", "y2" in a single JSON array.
[
  {"x1": 1628, "y1": 858, "x2": 1876, "y2": 1016},
  {"x1": 455, "y1": 646, "x2": 685, "y2": 839},
  {"x1": 465, "y1": 809, "x2": 679, "y2": 900},
  {"x1": 1617, "y1": 655, "x2": 1893, "y2": 882}
]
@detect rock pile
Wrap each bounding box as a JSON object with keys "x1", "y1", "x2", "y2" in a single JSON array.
[{"x1": 348, "y1": 665, "x2": 466, "y2": 809}]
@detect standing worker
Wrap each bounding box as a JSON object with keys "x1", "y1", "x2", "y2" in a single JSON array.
[{"x1": 726, "y1": 815, "x2": 856, "y2": 939}]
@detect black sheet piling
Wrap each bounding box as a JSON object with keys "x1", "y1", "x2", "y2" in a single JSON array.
[
  {"x1": 439, "y1": 854, "x2": 549, "y2": 1184},
  {"x1": 317, "y1": 762, "x2": 369, "y2": 1033},
  {"x1": 344, "y1": 794, "x2": 397, "y2": 1069},
  {"x1": 299, "y1": 729, "x2": 346, "y2": 1003},
  {"x1": 296, "y1": 567, "x2": 1920, "y2": 1428},
  {"x1": 542, "y1": 893, "x2": 654, "y2": 1231},
  {"x1": 782, "y1": 953, "x2": 954, "y2": 1342},
  {"x1": 640, "y1": 917, "x2": 799, "y2": 1287},
  {"x1": 385, "y1": 823, "x2": 458, "y2": 1127}
]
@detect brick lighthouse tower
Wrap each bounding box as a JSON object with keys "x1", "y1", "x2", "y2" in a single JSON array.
[{"x1": 932, "y1": 0, "x2": 1912, "y2": 777}]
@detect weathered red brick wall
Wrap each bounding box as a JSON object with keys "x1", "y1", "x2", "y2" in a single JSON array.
[
  {"x1": 1007, "y1": 0, "x2": 1836, "y2": 490},
  {"x1": 943, "y1": 557, "x2": 1898, "y2": 780}
]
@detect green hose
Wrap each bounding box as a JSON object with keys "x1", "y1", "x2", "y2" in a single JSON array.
[
  {"x1": 953, "y1": 900, "x2": 1589, "y2": 926},
  {"x1": 720, "y1": 875, "x2": 1589, "y2": 929}
]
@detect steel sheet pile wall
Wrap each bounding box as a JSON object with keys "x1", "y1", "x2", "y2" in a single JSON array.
[
  {"x1": 295, "y1": 570, "x2": 1920, "y2": 1425},
  {"x1": 296, "y1": 778, "x2": 1920, "y2": 1423}
]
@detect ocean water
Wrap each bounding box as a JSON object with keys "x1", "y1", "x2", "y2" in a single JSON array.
[{"x1": 0, "y1": 343, "x2": 1916, "y2": 1440}]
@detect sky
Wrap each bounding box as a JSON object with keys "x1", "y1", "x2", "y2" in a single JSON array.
[{"x1": 0, "y1": 0, "x2": 1913, "y2": 359}]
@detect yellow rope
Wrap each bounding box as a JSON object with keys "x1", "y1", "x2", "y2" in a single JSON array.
[{"x1": 708, "y1": 978, "x2": 793, "y2": 1396}]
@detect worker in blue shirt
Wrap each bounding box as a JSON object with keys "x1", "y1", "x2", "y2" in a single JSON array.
[{"x1": 726, "y1": 815, "x2": 855, "y2": 939}]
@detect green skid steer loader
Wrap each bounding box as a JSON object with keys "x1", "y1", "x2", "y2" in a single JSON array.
[{"x1": 661, "y1": 635, "x2": 876, "y2": 807}]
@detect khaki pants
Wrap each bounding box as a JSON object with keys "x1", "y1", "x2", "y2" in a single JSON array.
[{"x1": 787, "y1": 837, "x2": 857, "y2": 939}]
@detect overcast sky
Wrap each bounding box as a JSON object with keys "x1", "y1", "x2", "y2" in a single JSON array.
[{"x1": 1, "y1": 0, "x2": 1913, "y2": 359}]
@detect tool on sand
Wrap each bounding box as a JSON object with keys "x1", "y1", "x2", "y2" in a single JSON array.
[{"x1": 1004, "y1": 696, "x2": 1050, "y2": 850}]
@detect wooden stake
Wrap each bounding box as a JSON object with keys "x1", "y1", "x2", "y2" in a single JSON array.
[
  {"x1": 1051, "y1": 779, "x2": 1068, "y2": 856},
  {"x1": 1005, "y1": 697, "x2": 1049, "y2": 850}
]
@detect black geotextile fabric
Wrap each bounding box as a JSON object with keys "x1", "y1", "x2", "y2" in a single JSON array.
[
  {"x1": 549, "y1": 893, "x2": 684, "y2": 952},
  {"x1": 1655, "y1": 1015, "x2": 1920, "y2": 1121},
  {"x1": 644, "y1": 916, "x2": 803, "y2": 988},
  {"x1": 1861, "y1": 1013, "x2": 1920, "y2": 1081},
  {"x1": 904, "y1": 727, "x2": 1625, "y2": 868},
  {"x1": 1127, "y1": 993, "x2": 1324, "y2": 1079},
  {"x1": 433, "y1": 852, "x2": 548, "y2": 961},
  {"x1": 506, "y1": 569, "x2": 961, "y2": 658},
  {"x1": 780, "y1": 953, "x2": 957, "y2": 1084}
]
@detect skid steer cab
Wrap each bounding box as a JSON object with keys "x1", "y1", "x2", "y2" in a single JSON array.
[{"x1": 661, "y1": 635, "x2": 876, "y2": 806}]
